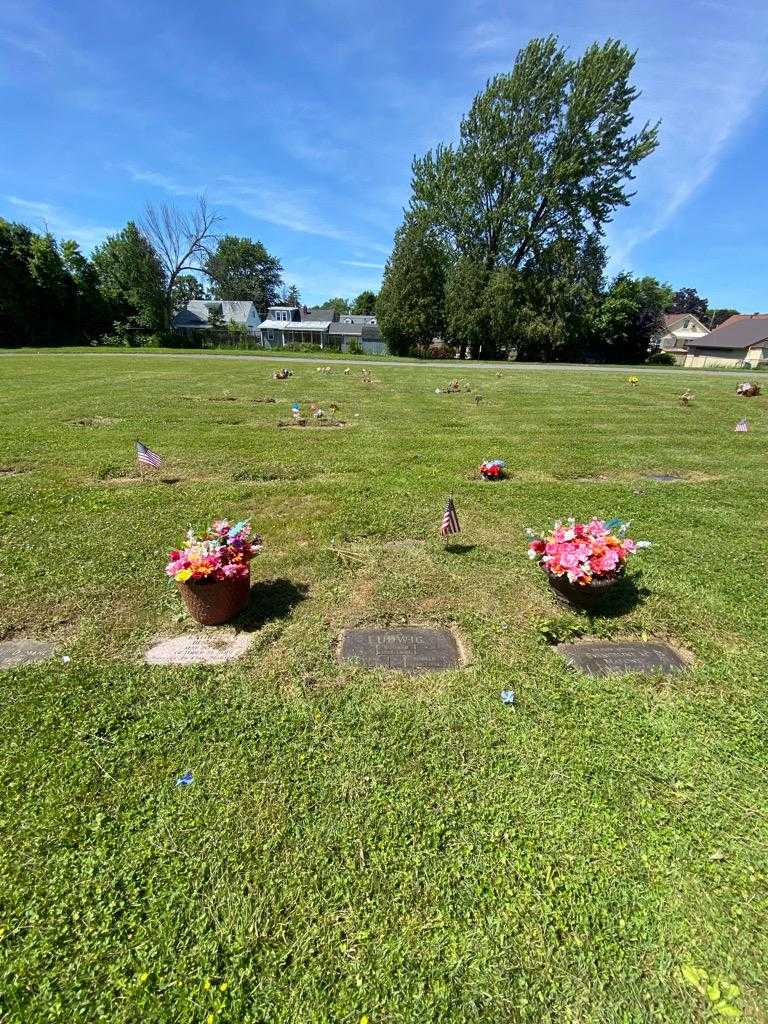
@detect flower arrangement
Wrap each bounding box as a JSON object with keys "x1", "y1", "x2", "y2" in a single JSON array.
[
  {"x1": 479, "y1": 459, "x2": 506, "y2": 481},
  {"x1": 165, "y1": 520, "x2": 262, "y2": 583},
  {"x1": 627, "y1": 376, "x2": 639, "y2": 387},
  {"x1": 737, "y1": 382, "x2": 760, "y2": 397},
  {"x1": 526, "y1": 518, "x2": 639, "y2": 586},
  {"x1": 273, "y1": 368, "x2": 292, "y2": 380}
]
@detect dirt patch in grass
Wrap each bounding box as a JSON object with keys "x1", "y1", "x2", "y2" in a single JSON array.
[
  {"x1": 278, "y1": 419, "x2": 349, "y2": 429},
  {"x1": 71, "y1": 416, "x2": 121, "y2": 427},
  {"x1": 0, "y1": 466, "x2": 30, "y2": 478},
  {"x1": 232, "y1": 464, "x2": 311, "y2": 482},
  {"x1": 251, "y1": 397, "x2": 277, "y2": 404}
]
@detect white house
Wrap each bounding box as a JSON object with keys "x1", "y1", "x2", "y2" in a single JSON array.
[
  {"x1": 173, "y1": 300, "x2": 261, "y2": 336},
  {"x1": 651, "y1": 313, "x2": 710, "y2": 363},
  {"x1": 257, "y1": 306, "x2": 387, "y2": 354}
]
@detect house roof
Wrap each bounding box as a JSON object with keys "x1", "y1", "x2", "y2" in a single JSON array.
[
  {"x1": 329, "y1": 322, "x2": 383, "y2": 339},
  {"x1": 302, "y1": 307, "x2": 338, "y2": 322},
  {"x1": 662, "y1": 312, "x2": 708, "y2": 331},
  {"x1": 689, "y1": 315, "x2": 768, "y2": 350},
  {"x1": 174, "y1": 300, "x2": 255, "y2": 327},
  {"x1": 258, "y1": 319, "x2": 332, "y2": 331},
  {"x1": 716, "y1": 313, "x2": 768, "y2": 331},
  {"x1": 340, "y1": 314, "x2": 378, "y2": 325}
]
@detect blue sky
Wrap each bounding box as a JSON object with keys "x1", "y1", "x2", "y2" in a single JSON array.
[{"x1": 1, "y1": 0, "x2": 767, "y2": 309}]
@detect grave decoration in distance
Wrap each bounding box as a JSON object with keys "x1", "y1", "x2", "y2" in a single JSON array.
[
  {"x1": 526, "y1": 517, "x2": 647, "y2": 611},
  {"x1": 479, "y1": 458, "x2": 507, "y2": 481},
  {"x1": 736, "y1": 382, "x2": 760, "y2": 397},
  {"x1": 735, "y1": 418, "x2": 749, "y2": 433},
  {"x1": 165, "y1": 519, "x2": 262, "y2": 625},
  {"x1": 627, "y1": 376, "x2": 639, "y2": 387},
  {"x1": 679, "y1": 389, "x2": 694, "y2": 406},
  {"x1": 557, "y1": 640, "x2": 687, "y2": 677},
  {"x1": 273, "y1": 368, "x2": 293, "y2": 380},
  {"x1": 339, "y1": 627, "x2": 462, "y2": 674}
]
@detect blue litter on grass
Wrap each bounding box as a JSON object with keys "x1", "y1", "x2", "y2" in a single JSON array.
[
  {"x1": 176, "y1": 771, "x2": 194, "y2": 786},
  {"x1": 500, "y1": 690, "x2": 516, "y2": 705}
]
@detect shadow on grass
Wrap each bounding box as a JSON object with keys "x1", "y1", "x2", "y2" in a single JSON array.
[
  {"x1": 444, "y1": 543, "x2": 476, "y2": 555},
  {"x1": 587, "y1": 574, "x2": 648, "y2": 619},
  {"x1": 236, "y1": 578, "x2": 309, "y2": 631}
]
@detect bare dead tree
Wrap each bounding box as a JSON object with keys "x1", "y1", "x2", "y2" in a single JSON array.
[{"x1": 140, "y1": 195, "x2": 221, "y2": 327}]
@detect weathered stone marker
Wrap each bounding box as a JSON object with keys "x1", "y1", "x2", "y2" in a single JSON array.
[
  {"x1": 0, "y1": 639, "x2": 55, "y2": 669},
  {"x1": 557, "y1": 641, "x2": 687, "y2": 677},
  {"x1": 339, "y1": 627, "x2": 461, "y2": 673},
  {"x1": 144, "y1": 633, "x2": 252, "y2": 666}
]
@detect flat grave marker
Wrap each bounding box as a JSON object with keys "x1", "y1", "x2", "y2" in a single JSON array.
[
  {"x1": 0, "y1": 639, "x2": 55, "y2": 669},
  {"x1": 145, "y1": 633, "x2": 252, "y2": 666},
  {"x1": 339, "y1": 627, "x2": 462, "y2": 673},
  {"x1": 557, "y1": 640, "x2": 687, "y2": 677}
]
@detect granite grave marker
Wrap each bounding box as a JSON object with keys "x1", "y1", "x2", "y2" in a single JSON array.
[
  {"x1": 339, "y1": 627, "x2": 461, "y2": 673},
  {"x1": 557, "y1": 641, "x2": 687, "y2": 677}
]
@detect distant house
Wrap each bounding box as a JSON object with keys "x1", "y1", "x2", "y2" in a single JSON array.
[
  {"x1": 173, "y1": 300, "x2": 260, "y2": 336},
  {"x1": 257, "y1": 306, "x2": 387, "y2": 354},
  {"x1": 651, "y1": 313, "x2": 710, "y2": 364},
  {"x1": 683, "y1": 313, "x2": 768, "y2": 369}
]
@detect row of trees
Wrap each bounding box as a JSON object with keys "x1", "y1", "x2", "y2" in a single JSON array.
[
  {"x1": 376, "y1": 35, "x2": 738, "y2": 362},
  {"x1": 316, "y1": 292, "x2": 378, "y2": 316},
  {"x1": 0, "y1": 201, "x2": 296, "y2": 346}
]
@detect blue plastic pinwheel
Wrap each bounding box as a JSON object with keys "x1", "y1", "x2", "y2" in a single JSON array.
[
  {"x1": 500, "y1": 690, "x2": 516, "y2": 706},
  {"x1": 176, "y1": 771, "x2": 194, "y2": 786}
]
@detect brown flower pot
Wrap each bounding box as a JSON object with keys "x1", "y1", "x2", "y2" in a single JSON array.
[
  {"x1": 544, "y1": 568, "x2": 622, "y2": 611},
  {"x1": 177, "y1": 571, "x2": 251, "y2": 625}
]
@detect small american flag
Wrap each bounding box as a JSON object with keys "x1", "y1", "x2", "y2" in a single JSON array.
[
  {"x1": 735, "y1": 418, "x2": 749, "y2": 433},
  {"x1": 136, "y1": 440, "x2": 162, "y2": 468},
  {"x1": 440, "y1": 496, "x2": 461, "y2": 537}
]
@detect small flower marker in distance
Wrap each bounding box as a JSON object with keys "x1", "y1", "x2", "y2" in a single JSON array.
[
  {"x1": 176, "y1": 771, "x2": 194, "y2": 787},
  {"x1": 501, "y1": 690, "x2": 516, "y2": 706}
]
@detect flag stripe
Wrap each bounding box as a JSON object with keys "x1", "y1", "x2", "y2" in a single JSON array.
[
  {"x1": 136, "y1": 441, "x2": 162, "y2": 467},
  {"x1": 440, "y1": 496, "x2": 460, "y2": 537},
  {"x1": 735, "y1": 419, "x2": 749, "y2": 433}
]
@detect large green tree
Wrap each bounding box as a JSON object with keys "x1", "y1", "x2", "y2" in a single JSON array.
[
  {"x1": 351, "y1": 290, "x2": 377, "y2": 315},
  {"x1": 598, "y1": 273, "x2": 673, "y2": 363},
  {"x1": 411, "y1": 36, "x2": 658, "y2": 273},
  {"x1": 61, "y1": 239, "x2": 111, "y2": 340},
  {"x1": 171, "y1": 274, "x2": 205, "y2": 314},
  {"x1": 317, "y1": 297, "x2": 351, "y2": 315},
  {"x1": 92, "y1": 222, "x2": 166, "y2": 333},
  {"x1": 377, "y1": 217, "x2": 446, "y2": 356},
  {"x1": 666, "y1": 287, "x2": 708, "y2": 320},
  {"x1": 706, "y1": 307, "x2": 740, "y2": 330},
  {"x1": 204, "y1": 235, "x2": 283, "y2": 317}
]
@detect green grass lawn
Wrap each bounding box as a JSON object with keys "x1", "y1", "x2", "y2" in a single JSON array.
[{"x1": 1, "y1": 352, "x2": 767, "y2": 1023}]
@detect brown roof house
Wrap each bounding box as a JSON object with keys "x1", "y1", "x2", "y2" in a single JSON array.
[
  {"x1": 684, "y1": 313, "x2": 768, "y2": 369},
  {"x1": 651, "y1": 313, "x2": 710, "y2": 364}
]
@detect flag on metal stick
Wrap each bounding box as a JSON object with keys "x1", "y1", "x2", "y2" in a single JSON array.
[
  {"x1": 440, "y1": 496, "x2": 461, "y2": 538},
  {"x1": 136, "y1": 440, "x2": 162, "y2": 468},
  {"x1": 735, "y1": 418, "x2": 749, "y2": 433}
]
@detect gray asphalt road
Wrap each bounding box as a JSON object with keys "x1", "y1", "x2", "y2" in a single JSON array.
[{"x1": 4, "y1": 348, "x2": 754, "y2": 379}]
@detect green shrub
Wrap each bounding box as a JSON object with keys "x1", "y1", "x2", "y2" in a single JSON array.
[{"x1": 647, "y1": 350, "x2": 676, "y2": 365}]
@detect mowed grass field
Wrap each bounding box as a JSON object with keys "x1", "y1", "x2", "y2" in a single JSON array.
[{"x1": 1, "y1": 351, "x2": 767, "y2": 1023}]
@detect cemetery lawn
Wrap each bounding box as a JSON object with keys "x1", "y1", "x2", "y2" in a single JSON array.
[{"x1": 1, "y1": 351, "x2": 767, "y2": 1023}]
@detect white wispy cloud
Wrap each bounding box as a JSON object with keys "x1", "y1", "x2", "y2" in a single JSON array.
[
  {"x1": 340, "y1": 259, "x2": 386, "y2": 269},
  {"x1": 2, "y1": 195, "x2": 115, "y2": 249},
  {"x1": 125, "y1": 166, "x2": 389, "y2": 251}
]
